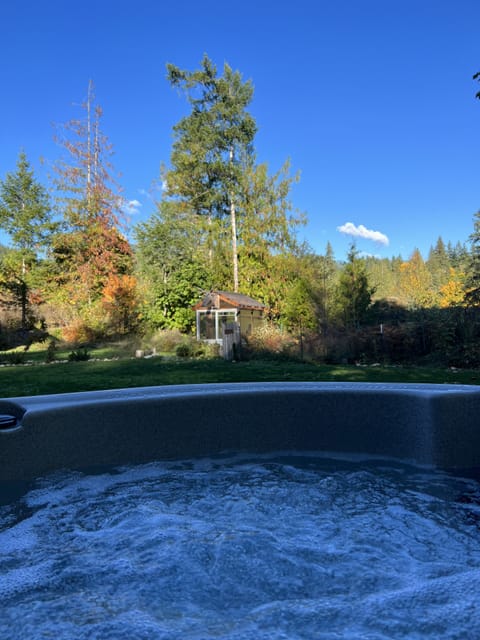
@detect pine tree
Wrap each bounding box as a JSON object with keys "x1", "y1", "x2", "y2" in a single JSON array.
[
  {"x1": 162, "y1": 55, "x2": 305, "y2": 309},
  {"x1": 236, "y1": 159, "x2": 304, "y2": 302},
  {"x1": 316, "y1": 242, "x2": 337, "y2": 332},
  {"x1": 465, "y1": 211, "x2": 480, "y2": 305},
  {"x1": 165, "y1": 55, "x2": 256, "y2": 292},
  {"x1": 0, "y1": 151, "x2": 55, "y2": 329},
  {"x1": 427, "y1": 236, "x2": 450, "y2": 294},
  {"x1": 447, "y1": 241, "x2": 469, "y2": 271},
  {"x1": 337, "y1": 244, "x2": 374, "y2": 329}
]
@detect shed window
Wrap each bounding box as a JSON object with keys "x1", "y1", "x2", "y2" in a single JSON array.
[
  {"x1": 199, "y1": 312, "x2": 216, "y2": 340},
  {"x1": 197, "y1": 309, "x2": 237, "y2": 343}
]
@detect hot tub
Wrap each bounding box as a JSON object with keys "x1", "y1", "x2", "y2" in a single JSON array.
[
  {"x1": 1, "y1": 382, "x2": 480, "y2": 639},
  {"x1": 1, "y1": 382, "x2": 480, "y2": 482}
]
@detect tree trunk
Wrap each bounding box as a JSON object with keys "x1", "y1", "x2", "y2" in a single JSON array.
[
  {"x1": 20, "y1": 257, "x2": 27, "y2": 331},
  {"x1": 229, "y1": 147, "x2": 239, "y2": 293},
  {"x1": 87, "y1": 81, "x2": 92, "y2": 204},
  {"x1": 230, "y1": 197, "x2": 239, "y2": 292}
]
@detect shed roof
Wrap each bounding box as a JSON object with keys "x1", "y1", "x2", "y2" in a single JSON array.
[{"x1": 194, "y1": 290, "x2": 265, "y2": 311}]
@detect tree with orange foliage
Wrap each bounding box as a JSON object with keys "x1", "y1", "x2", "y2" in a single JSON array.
[
  {"x1": 101, "y1": 274, "x2": 138, "y2": 333},
  {"x1": 50, "y1": 82, "x2": 134, "y2": 331}
]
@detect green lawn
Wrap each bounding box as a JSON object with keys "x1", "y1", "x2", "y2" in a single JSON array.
[{"x1": 1, "y1": 354, "x2": 479, "y2": 398}]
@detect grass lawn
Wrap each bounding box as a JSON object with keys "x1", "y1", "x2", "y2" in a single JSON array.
[{"x1": 1, "y1": 352, "x2": 479, "y2": 398}]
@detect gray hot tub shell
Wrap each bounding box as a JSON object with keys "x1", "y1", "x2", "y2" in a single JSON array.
[{"x1": 1, "y1": 382, "x2": 480, "y2": 484}]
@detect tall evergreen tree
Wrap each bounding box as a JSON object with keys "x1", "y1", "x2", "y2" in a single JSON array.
[
  {"x1": 162, "y1": 55, "x2": 305, "y2": 311},
  {"x1": 0, "y1": 152, "x2": 53, "y2": 252},
  {"x1": 0, "y1": 151, "x2": 55, "y2": 329},
  {"x1": 337, "y1": 244, "x2": 374, "y2": 329},
  {"x1": 427, "y1": 236, "x2": 450, "y2": 293},
  {"x1": 447, "y1": 240, "x2": 469, "y2": 271},
  {"x1": 165, "y1": 55, "x2": 257, "y2": 292},
  {"x1": 282, "y1": 275, "x2": 320, "y2": 359},
  {"x1": 465, "y1": 210, "x2": 480, "y2": 305},
  {"x1": 236, "y1": 159, "x2": 304, "y2": 301},
  {"x1": 315, "y1": 242, "x2": 337, "y2": 332}
]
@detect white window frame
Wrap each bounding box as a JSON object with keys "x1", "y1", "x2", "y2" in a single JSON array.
[{"x1": 196, "y1": 308, "x2": 239, "y2": 343}]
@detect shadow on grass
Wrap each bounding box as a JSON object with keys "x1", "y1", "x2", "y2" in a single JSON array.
[{"x1": 0, "y1": 356, "x2": 479, "y2": 398}]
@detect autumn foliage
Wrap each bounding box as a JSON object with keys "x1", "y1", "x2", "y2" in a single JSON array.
[
  {"x1": 101, "y1": 274, "x2": 138, "y2": 332},
  {"x1": 2, "y1": 70, "x2": 480, "y2": 370}
]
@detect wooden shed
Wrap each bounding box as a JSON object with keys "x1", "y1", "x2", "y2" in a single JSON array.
[{"x1": 194, "y1": 290, "x2": 266, "y2": 343}]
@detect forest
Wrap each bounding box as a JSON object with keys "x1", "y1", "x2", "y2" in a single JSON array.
[{"x1": 1, "y1": 56, "x2": 480, "y2": 368}]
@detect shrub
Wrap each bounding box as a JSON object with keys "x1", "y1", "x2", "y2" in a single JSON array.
[
  {"x1": 0, "y1": 351, "x2": 26, "y2": 365},
  {"x1": 245, "y1": 324, "x2": 297, "y2": 360},
  {"x1": 145, "y1": 329, "x2": 186, "y2": 354},
  {"x1": 62, "y1": 320, "x2": 98, "y2": 345},
  {"x1": 45, "y1": 339, "x2": 57, "y2": 363},
  {"x1": 175, "y1": 334, "x2": 221, "y2": 359},
  {"x1": 175, "y1": 341, "x2": 193, "y2": 358},
  {"x1": 197, "y1": 341, "x2": 221, "y2": 359},
  {"x1": 68, "y1": 348, "x2": 91, "y2": 362},
  {"x1": 322, "y1": 332, "x2": 352, "y2": 365}
]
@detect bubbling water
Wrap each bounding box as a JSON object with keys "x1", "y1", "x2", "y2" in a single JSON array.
[{"x1": 1, "y1": 453, "x2": 480, "y2": 639}]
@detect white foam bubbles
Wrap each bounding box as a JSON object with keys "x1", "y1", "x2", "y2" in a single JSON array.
[{"x1": 0, "y1": 454, "x2": 480, "y2": 639}]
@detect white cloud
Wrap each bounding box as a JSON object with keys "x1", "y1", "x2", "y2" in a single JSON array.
[
  {"x1": 124, "y1": 199, "x2": 142, "y2": 215},
  {"x1": 337, "y1": 222, "x2": 389, "y2": 246}
]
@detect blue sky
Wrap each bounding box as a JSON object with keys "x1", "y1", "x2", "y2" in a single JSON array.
[{"x1": 1, "y1": 0, "x2": 479, "y2": 261}]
